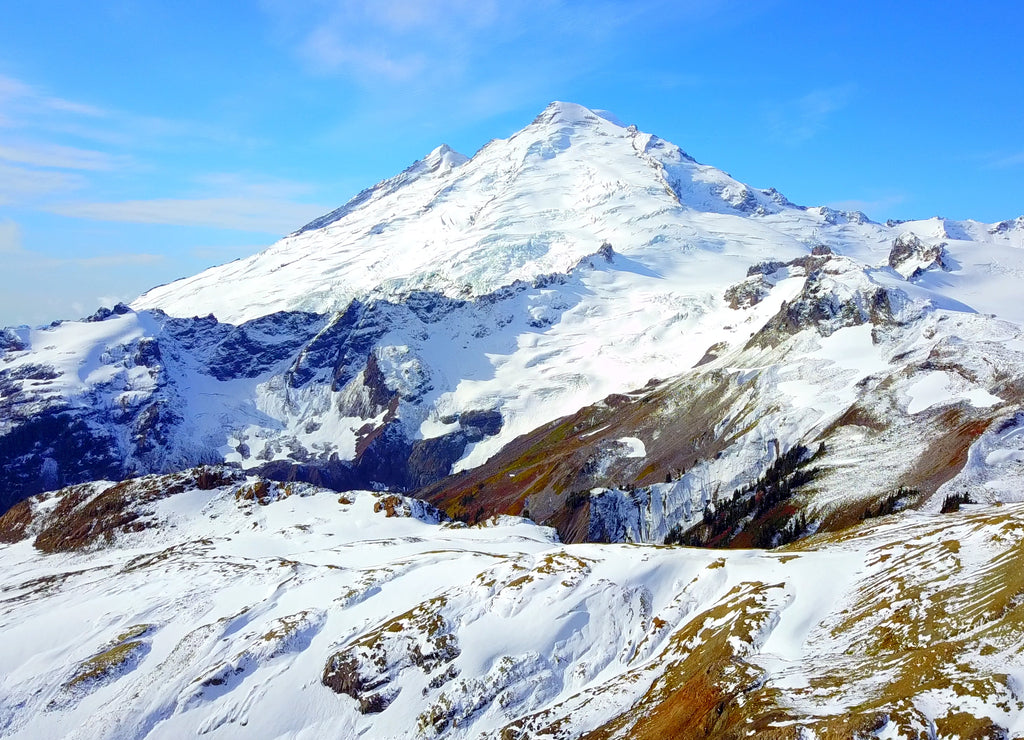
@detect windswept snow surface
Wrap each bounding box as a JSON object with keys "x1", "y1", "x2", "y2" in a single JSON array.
[{"x1": 2, "y1": 478, "x2": 1024, "y2": 738}]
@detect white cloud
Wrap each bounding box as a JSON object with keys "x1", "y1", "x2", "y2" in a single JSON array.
[
  {"x1": 0, "y1": 74, "x2": 107, "y2": 119},
  {"x1": 194, "y1": 173, "x2": 317, "y2": 200},
  {"x1": 267, "y1": 0, "x2": 718, "y2": 90},
  {"x1": 987, "y1": 152, "x2": 1024, "y2": 169},
  {"x1": 0, "y1": 142, "x2": 125, "y2": 171},
  {"x1": 302, "y1": 27, "x2": 427, "y2": 81},
  {"x1": 0, "y1": 232, "x2": 170, "y2": 326},
  {"x1": 69, "y1": 253, "x2": 166, "y2": 268},
  {"x1": 0, "y1": 233, "x2": 164, "y2": 269},
  {"x1": 0, "y1": 73, "x2": 318, "y2": 234},
  {"x1": 0, "y1": 162, "x2": 86, "y2": 203},
  {"x1": 0, "y1": 73, "x2": 261, "y2": 154},
  {"x1": 288, "y1": 0, "x2": 494, "y2": 81},
  {"x1": 0, "y1": 253, "x2": 166, "y2": 327},
  {"x1": 826, "y1": 193, "x2": 907, "y2": 218}
]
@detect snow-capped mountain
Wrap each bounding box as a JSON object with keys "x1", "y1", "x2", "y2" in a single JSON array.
[
  {"x1": 133, "y1": 102, "x2": 804, "y2": 324},
  {"x1": 4, "y1": 102, "x2": 1024, "y2": 549},
  {"x1": 5, "y1": 101, "x2": 1024, "y2": 738}
]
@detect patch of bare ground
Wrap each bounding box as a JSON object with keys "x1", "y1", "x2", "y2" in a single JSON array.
[
  {"x1": 33, "y1": 466, "x2": 241, "y2": 552},
  {"x1": 0, "y1": 498, "x2": 33, "y2": 543},
  {"x1": 898, "y1": 407, "x2": 992, "y2": 494}
]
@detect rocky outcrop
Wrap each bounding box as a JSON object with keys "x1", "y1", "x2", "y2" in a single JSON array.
[
  {"x1": 0, "y1": 466, "x2": 242, "y2": 551},
  {"x1": 322, "y1": 597, "x2": 460, "y2": 714},
  {"x1": 748, "y1": 256, "x2": 903, "y2": 348},
  {"x1": 0, "y1": 411, "x2": 124, "y2": 515},
  {"x1": 888, "y1": 232, "x2": 950, "y2": 279}
]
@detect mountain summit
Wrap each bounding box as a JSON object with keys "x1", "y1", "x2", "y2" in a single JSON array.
[{"x1": 132, "y1": 101, "x2": 801, "y2": 325}]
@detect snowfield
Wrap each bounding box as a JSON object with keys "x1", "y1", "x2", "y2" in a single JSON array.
[{"x1": 1, "y1": 473, "x2": 1024, "y2": 739}]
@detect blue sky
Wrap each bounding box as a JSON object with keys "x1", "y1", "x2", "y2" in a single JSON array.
[{"x1": 1, "y1": 0, "x2": 1021, "y2": 326}]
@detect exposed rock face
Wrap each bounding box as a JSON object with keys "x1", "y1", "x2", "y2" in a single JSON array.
[
  {"x1": 888, "y1": 232, "x2": 950, "y2": 279},
  {"x1": 0, "y1": 412, "x2": 124, "y2": 515},
  {"x1": 0, "y1": 498, "x2": 32, "y2": 543},
  {"x1": 322, "y1": 597, "x2": 461, "y2": 714},
  {"x1": 31, "y1": 467, "x2": 243, "y2": 553},
  {"x1": 84, "y1": 303, "x2": 133, "y2": 323},
  {"x1": 748, "y1": 255, "x2": 904, "y2": 348},
  {"x1": 0, "y1": 328, "x2": 26, "y2": 352},
  {"x1": 989, "y1": 215, "x2": 1024, "y2": 234},
  {"x1": 724, "y1": 275, "x2": 771, "y2": 309},
  {"x1": 0, "y1": 296, "x2": 515, "y2": 511}
]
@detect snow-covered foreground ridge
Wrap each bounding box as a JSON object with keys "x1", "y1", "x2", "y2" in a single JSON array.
[{"x1": 1, "y1": 468, "x2": 1023, "y2": 739}]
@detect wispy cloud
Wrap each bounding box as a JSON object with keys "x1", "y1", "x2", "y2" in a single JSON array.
[
  {"x1": 986, "y1": 151, "x2": 1024, "y2": 169},
  {"x1": 0, "y1": 73, "x2": 323, "y2": 234},
  {"x1": 193, "y1": 173, "x2": 317, "y2": 200},
  {"x1": 0, "y1": 142, "x2": 125, "y2": 171},
  {"x1": 0, "y1": 219, "x2": 23, "y2": 253},
  {"x1": 267, "y1": 0, "x2": 503, "y2": 81},
  {"x1": 0, "y1": 73, "x2": 260, "y2": 154},
  {"x1": 0, "y1": 237, "x2": 168, "y2": 326},
  {"x1": 765, "y1": 84, "x2": 856, "y2": 145},
  {"x1": 46, "y1": 171, "x2": 327, "y2": 234},
  {"x1": 0, "y1": 162, "x2": 86, "y2": 204},
  {"x1": 826, "y1": 193, "x2": 907, "y2": 218},
  {"x1": 0, "y1": 220, "x2": 165, "y2": 267},
  {"x1": 48, "y1": 196, "x2": 327, "y2": 234},
  {"x1": 0, "y1": 73, "x2": 107, "y2": 120},
  {"x1": 262, "y1": 0, "x2": 728, "y2": 122},
  {"x1": 68, "y1": 253, "x2": 166, "y2": 268}
]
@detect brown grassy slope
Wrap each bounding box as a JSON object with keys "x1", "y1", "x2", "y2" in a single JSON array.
[{"x1": 416, "y1": 370, "x2": 747, "y2": 541}]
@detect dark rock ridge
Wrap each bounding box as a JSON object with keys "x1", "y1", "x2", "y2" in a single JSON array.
[{"x1": 0, "y1": 245, "x2": 620, "y2": 514}]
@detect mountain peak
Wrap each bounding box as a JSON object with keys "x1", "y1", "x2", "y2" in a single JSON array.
[
  {"x1": 423, "y1": 143, "x2": 469, "y2": 173},
  {"x1": 137, "y1": 102, "x2": 814, "y2": 322},
  {"x1": 533, "y1": 101, "x2": 610, "y2": 128},
  {"x1": 290, "y1": 143, "x2": 467, "y2": 235}
]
